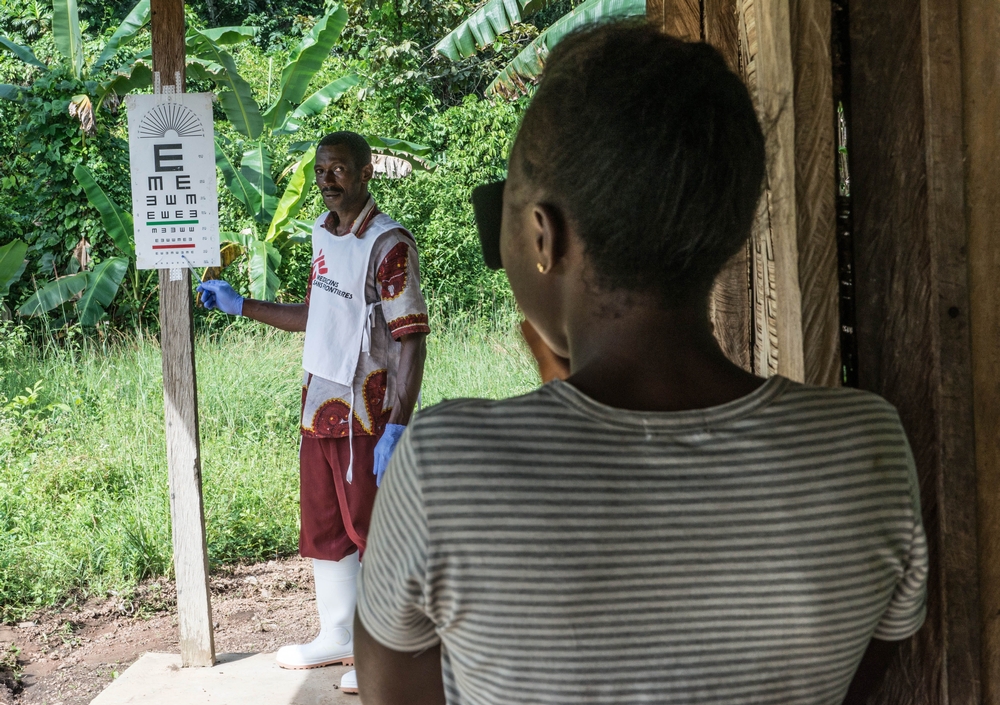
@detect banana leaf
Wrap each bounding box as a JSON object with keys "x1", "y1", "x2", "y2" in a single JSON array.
[
  {"x1": 192, "y1": 26, "x2": 258, "y2": 46},
  {"x1": 77, "y1": 257, "x2": 128, "y2": 325},
  {"x1": 0, "y1": 84, "x2": 21, "y2": 101},
  {"x1": 91, "y1": 0, "x2": 150, "y2": 72},
  {"x1": 267, "y1": 145, "x2": 316, "y2": 241},
  {"x1": 262, "y1": 6, "x2": 348, "y2": 132},
  {"x1": 0, "y1": 37, "x2": 46, "y2": 69},
  {"x1": 489, "y1": 0, "x2": 645, "y2": 98},
  {"x1": 97, "y1": 60, "x2": 152, "y2": 106},
  {"x1": 435, "y1": 0, "x2": 550, "y2": 61},
  {"x1": 240, "y1": 143, "x2": 278, "y2": 222},
  {"x1": 220, "y1": 230, "x2": 252, "y2": 247},
  {"x1": 274, "y1": 74, "x2": 359, "y2": 135},
  {"x1": 188, "y1": 31, "x2": 263, "y2": 139},
  {"x1": 364, "y1": 135, "x2": 434, "y2": 159},
  {"x1": 52, "y1": 0, "x2": 84, "y2": 78},
  {"x1": 365, "y1": 135, "x2": 436, "y2": 171},
  {"x1": 247, "y1": 238, "x2": 281, "y2": 301},
  {"x1": 17, "y1": 273, "x2": 88, "y2": 316},
  {"x1": 215, "y1": 140, "x2": 270, "y2": 224},
  {"x1": 289, "y1": 218, "x2": 313, "y2": 241},
  {"x1": 74, "y1": 165, "x2": 135, "y2": 257},
  {"x1": 0, "y1": 239, "x2": 27, "y2": 300}
]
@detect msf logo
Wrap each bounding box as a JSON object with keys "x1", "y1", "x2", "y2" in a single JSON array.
[{"x1": 310, "y1": 251, "x2": 329, "y2": 287}]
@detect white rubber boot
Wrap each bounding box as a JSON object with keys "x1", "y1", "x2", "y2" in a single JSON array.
[
  {"x1": 276, "y1": 553, "x2": 359, "y2": 669},
  {"x1": 340, "y1": 669, "x2": 358, "y2": 695}
]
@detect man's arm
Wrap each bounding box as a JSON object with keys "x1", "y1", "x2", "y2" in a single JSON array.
[
  {"x1": 241, "y1": 300, "x2": 308, "y2": 332},
  {"x1": 388, "y1": 332, "x2": 427, "y2": 425},
  {"x1": 355, "y1": 614, "x2": 445, "y2": 705},
  {"x1": 842, "y1": 638, "x2": 898, "y2": 705}
]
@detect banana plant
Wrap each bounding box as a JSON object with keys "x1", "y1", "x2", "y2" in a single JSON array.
[
  {"x1": 434, "y1": 0, "x2": 645, "y2": 97},
  {"x1": 0, "y1": 0, "x2": 152, "y2": 127},
  {"x1": 0, "y1": 239, "x2": 28, "y2": 306},
  {"x1": 201, "y1": 6, "x2": 435, "y2": 301},
  {"x1": 15, "y1": 167, "x2": 133, "y2": 325},
  {"x1": 1, "y1": 0, "x2": 259, "y2": 121}
]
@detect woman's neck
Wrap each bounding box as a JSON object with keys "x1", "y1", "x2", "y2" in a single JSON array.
[{"x1": 565, "y1": 302, "x2": 765, "y2": 412}]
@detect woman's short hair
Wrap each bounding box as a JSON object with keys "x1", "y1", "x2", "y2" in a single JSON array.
[{"x1": 515, "y1": 22, "x2": 766, "y2": 306}]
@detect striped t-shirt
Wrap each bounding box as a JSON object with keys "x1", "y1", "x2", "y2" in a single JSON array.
[{"x1": 357, "y1": 376, "x2": 928, "y2": 705}]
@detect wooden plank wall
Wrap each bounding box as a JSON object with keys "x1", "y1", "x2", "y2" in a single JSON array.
[
  {"x1": 849, "y1": 0, "x2": 981, "y2": 698},
  {"x1": 788, "y1": 0, "x2": 839, "y2": 387},
  {"x1": 649, "y1": 0, "x2": 836, "y2": 386},
  {"x1": 963, "y1": 0, "x2": 1000, "y2": 696}
]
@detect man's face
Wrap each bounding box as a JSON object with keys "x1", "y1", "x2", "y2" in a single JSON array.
[{"x1": 314, "y1": 145, "x2": 371, "y2": 213}]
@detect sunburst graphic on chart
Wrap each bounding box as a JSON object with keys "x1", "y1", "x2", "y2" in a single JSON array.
[{"x1": 137, "y1": 102, "x2": 205, "y2": 139}]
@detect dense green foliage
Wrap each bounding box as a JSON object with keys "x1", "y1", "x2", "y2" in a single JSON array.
[
  {"x1": 0, "y1": 0, "x2": 576, "y2": 619},
  {"x1": 0, "y1": 317, "x2": 534, "y2": 619},
  {"x1": 0, "y1": 0, "x2": 566, "y2": 328}
]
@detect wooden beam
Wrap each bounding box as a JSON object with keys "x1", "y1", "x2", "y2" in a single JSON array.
[
  {"x1": 754, "y1": 0, "x2": 803, "y2": 382},
  {"x1": 849, "y1": 0, "x2": 980, "y2": 697},
  {"x1": 920, "y1": 0, "x2": 981, "y2": 698},
  {"x1": 736, "y1": 0, "x2": 804, "y2": 381},
  {"x1": 704, "y1": 0, "x2": 739, "y2": 71},
  {"x1": 704, "y1": 0, "x2": 753, "y2": 372},
  {"x1": 963, "y1": 0, "x2": 1000, "y2": 696},
  {"x1": 789, "y1": 0, "x2": 839, "y2": 387},
  {"x1": 646, "y1": 0, "x2": 702, "y2": 41},
  {"x1": 151, "y1": 0, "x2": 216, "y2": 668}
]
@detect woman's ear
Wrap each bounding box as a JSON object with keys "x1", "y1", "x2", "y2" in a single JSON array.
[{"x1": 532, "y1": 203, "x2": 569, "y2": 274}]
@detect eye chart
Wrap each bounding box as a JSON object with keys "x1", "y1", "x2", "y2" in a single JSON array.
[{"x1": 126, "y1": 92, "x2": 221, "y2": 269}]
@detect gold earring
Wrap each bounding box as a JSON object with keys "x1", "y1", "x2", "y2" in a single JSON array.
[{"x1": 537, "y1": 263, "x2": 545, "y2": 273}]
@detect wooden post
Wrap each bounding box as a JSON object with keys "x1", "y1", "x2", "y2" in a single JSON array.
[
  {"x1": 151, "y1": 0, "x2": 216, "y2": 668},
  {"x1": 849, "y1": 0, "x2": 980, "y2": 698},
  {"x1": 964, "y1": 0, "x2": 1000, "y2": 696},
  {"x1": 752, "y1": 0, "x2": 803, "y2": 382},
  {"x1": 705, "y1": 0, "x2": 753, "y2": 373},
  {"x1": 646, "y1": 0, "x2": 701, "y2": 41},
  {"x1": 788, "y1": 0, "x2": 839, "y2": 387}
]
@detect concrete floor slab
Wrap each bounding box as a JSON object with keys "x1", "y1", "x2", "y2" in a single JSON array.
[{"x1": 89, "y1": 652, "x2": 356, "y2": 705}]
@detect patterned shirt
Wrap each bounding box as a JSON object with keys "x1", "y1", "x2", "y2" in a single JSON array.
[
  {"x1": 357, "y1": 377, "x2": 928, "y2": 705},
  {"x1": 300, "y1": 199, "x2": 430, "y2": 438}
]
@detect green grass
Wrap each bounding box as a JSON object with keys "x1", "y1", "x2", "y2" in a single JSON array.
[{"x1": 0, "y1": 316, "x2": 537, "y2": 621}]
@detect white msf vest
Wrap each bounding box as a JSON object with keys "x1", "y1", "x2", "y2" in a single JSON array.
[{"x1": 301, "y1": 210, "x2": 403, "y2": 386}]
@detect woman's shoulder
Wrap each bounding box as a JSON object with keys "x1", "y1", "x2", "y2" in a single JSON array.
[{"x1": 412, "y1": 386, "x2": 562, "y2": 427}]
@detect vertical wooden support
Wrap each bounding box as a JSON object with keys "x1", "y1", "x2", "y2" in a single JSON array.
[
  {"x1": 850, "y1": 0, "x2": 980, "y2": 699},
  {"x1": 646, "y1": 0, "x2": 702, "y2": 41},
  {"x1": 788, "y1": 0, "x2": 839, "y2": 387},
  {"x1": 704, "y1": 0, "x2": 753, "y2": 372},
  {"x1": 151, "y1": 0, "x2": 216, "y2": 668},
  {"x1": 736, "y1": 0, "x2": 804, "y2": 382},
  {"x1": 752, "y1": 0, "x2": 802, "y2": 382},
  {"x1": 964, "y1": 0, "x2": 1000, "y2": 697}
]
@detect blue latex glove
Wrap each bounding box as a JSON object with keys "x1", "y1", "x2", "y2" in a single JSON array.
[
  {"x1": 373, "y1": 424, "x2": 406, "y2": 487},
  {"x1": 196, "y1": 279, "x2": 244, "y2": 316}
]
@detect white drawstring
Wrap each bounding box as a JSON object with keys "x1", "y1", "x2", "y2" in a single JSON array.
[{"x1": 346, "y1": 302, "x2": 380, "y2": 484}]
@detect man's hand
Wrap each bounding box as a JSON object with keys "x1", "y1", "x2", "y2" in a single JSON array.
[
  {"x1": 374, "y1": 423, "x2": 406, "y2": 487},
  {"x1": 197, "y1": 280, "x2": 244, "y2": 316}
]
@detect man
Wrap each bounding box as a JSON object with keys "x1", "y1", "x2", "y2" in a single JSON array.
[
  {"x1": 197, "y1": 131, "x2": 429, "y2": 695},
  {"x1": 352, "y1": 24, "x2": 927, "y2": 705}
]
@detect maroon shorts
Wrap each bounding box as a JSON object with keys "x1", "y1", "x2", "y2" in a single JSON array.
[{"x1": 299, "y1": 434, "x2": 380, "y2": 561}]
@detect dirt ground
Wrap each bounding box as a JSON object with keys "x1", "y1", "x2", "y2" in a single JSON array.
[{"x1": 0, "y1": 556, "x2": 343, "y2": 705}]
